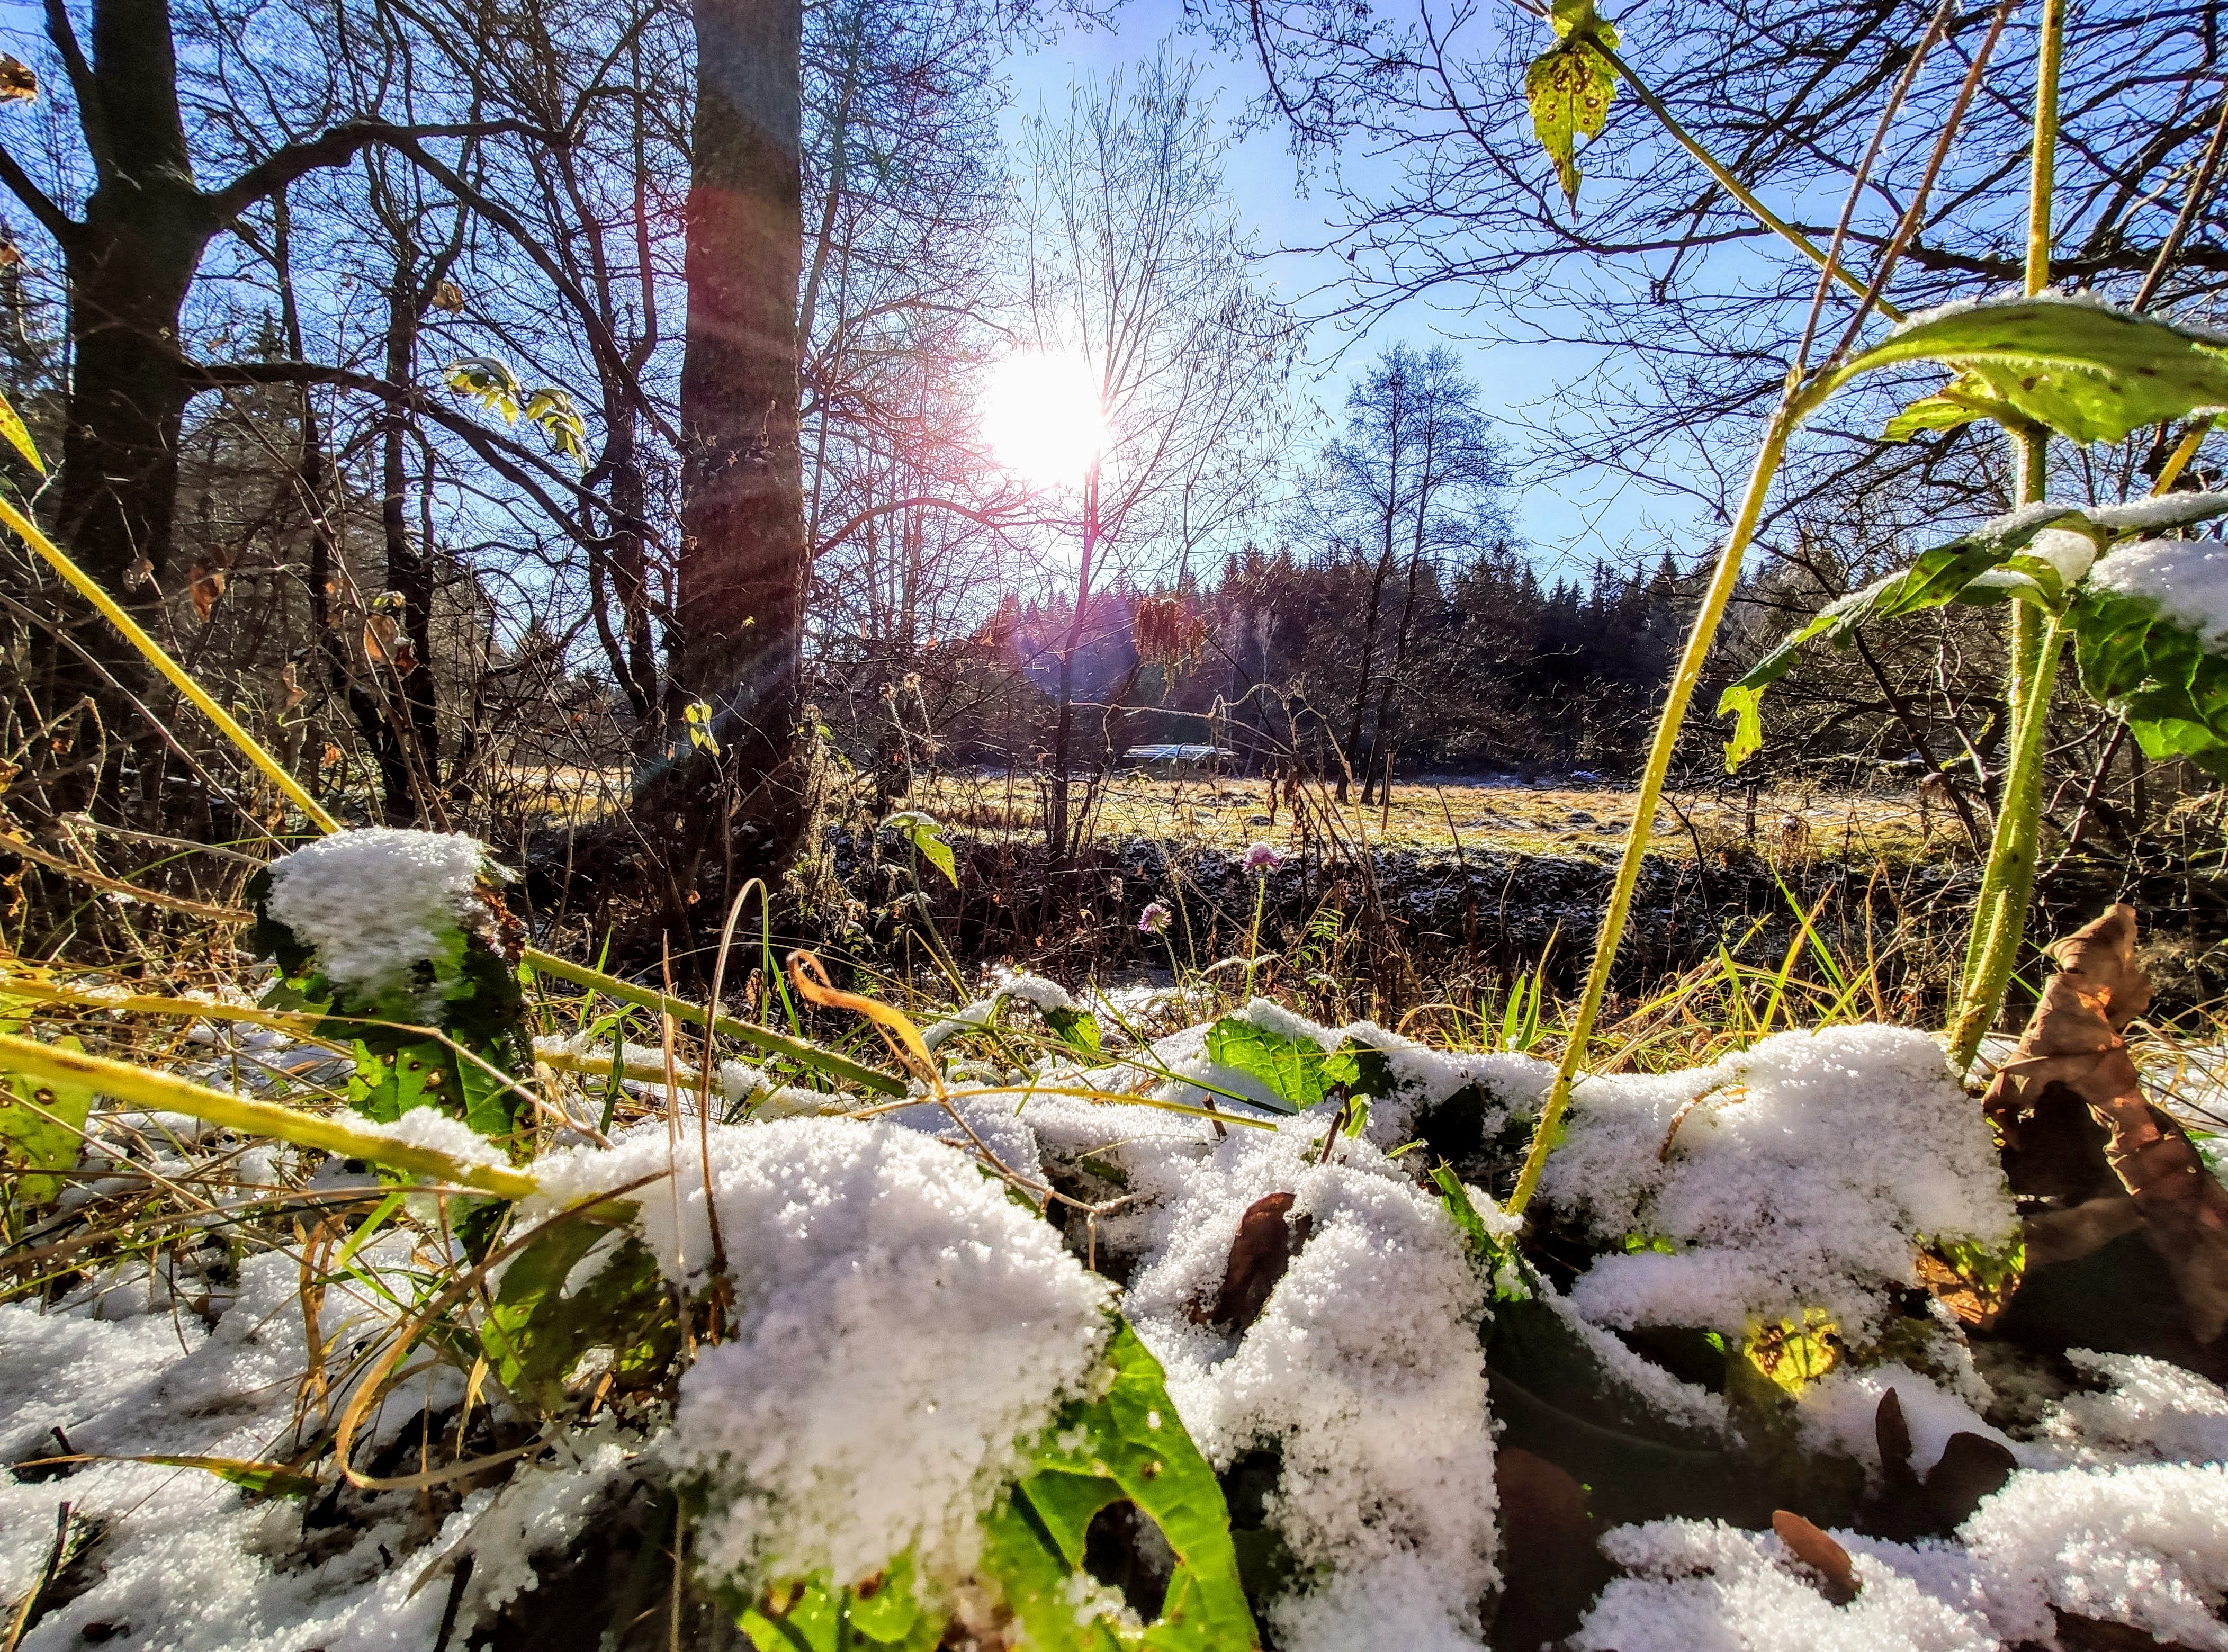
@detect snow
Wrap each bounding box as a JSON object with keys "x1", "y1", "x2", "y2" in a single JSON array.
[
  {"x1": 1794, "y1": 1362, "x2": 2018, "y2": 1480},
  {"x1": 2086, "y1": 535, "x2": 2228, "y2": 648},
  {"x1": 2024, "y1": 526, "x2": 2099, "y2": 585},
  {"x1": 349, "y1": 1103, "x2": 508, "y2": 1166},
  {"x1": 2040, "y1": 1350, "x2": 2228, "y2": 1465},
  {"x1": 1537, "y1": 1026, "x2": 2018, "y2": 1340},
  {"x1": 1062, "y1": 1103, "x2": 1500, "y2": 1652},
  {"x1": 525, "y1": 1117, "x2": 1111, "y2": 1604},
  {"x1": 2087, "y1": 492, "x2": 2228, "y2": 531},
  {"x1": 261, "y1": 829, "x2": 491, "y2": 1012}
]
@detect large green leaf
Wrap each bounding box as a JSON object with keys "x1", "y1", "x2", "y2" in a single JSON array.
[
  {"x1": 1525, "y1": 0, "x2": 1619, "y2": 208},
  {"x1": 2, "y1": 1034, "x2": 93, "y2": 1206},
  {"x1": 1881, "y1": 372, "x2": 2022, "y2": 443},
  {"x1": 1042, "y1": 1004, "x2": 1102, "y2": 1057},
  {"x1": 480, "y1": 1216, "x2": 679, "y2": 1412},
  {"x1": 1829, "y1": 299, "x2": 2228, "y2": 446},
  {"x1": 1203, "y1": 1018, "x2": 1360, "y2": 1114},
  {"x1": 1715, "y1": 502, "x2": 2087, "y2": 768},
  {"x1": 2069, "y1": 580, "x2": 2228, "y2": 775},
  {"x1": 980, "y1": 1321, "x2": 1259, "y2": 1651},
  {"x1": 738, "y1": 1557, "x2": 944, "y2": 1652}
]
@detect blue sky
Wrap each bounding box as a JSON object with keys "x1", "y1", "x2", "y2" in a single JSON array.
[{"x1": 997, "y1": 0, "x2": 1713, "y2": 580}]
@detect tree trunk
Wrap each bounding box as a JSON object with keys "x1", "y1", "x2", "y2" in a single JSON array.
[
  {"x1": 1045, "y1": 462, "x2": 1100, "y2": 859},
  {"x1": 659, "y1": 0, "x2": 808, "y2": 914}
]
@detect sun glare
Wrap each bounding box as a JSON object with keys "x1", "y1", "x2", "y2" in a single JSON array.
[{"x1": 978, "y1": 350, "x2": 1107, "y2": 487}]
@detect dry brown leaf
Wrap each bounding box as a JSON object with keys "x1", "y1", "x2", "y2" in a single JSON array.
[
  {"x1": 187, "y1": 561, "x2": 227, "y2": 622},
  {"x1": 428, "y1": 279, "x2": 465, "y2": 314},
  {"x1": 0, "y1": 56, "x2": 38, "y2": 103},
  {"x1": 1771, "y1": 1509, "x2": 1858, "y2": 1604},
  {"x1": 1984, "y1": 904, "x2": 2228, "y2": 1344},
  {"x1": 363, "y1": 612, "x2": 401, "y2": 666},
  {"x1": 1199, "y1": 1191, "x2": 1308, "y2": 1332},
  {"x1": 277, "y1": 662, "x2": 303, "y2": 712},
  {"x1": 123, "y1": 555, "x2": 153, "y2": 589}
]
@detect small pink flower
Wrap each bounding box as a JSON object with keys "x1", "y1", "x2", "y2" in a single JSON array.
[
  {"x1": 1242, "y1": 841, "x2": 1283, "y2": 873},
  {"x1": 1137, "y1": 901, "x2": 1173, "y2": 936}
]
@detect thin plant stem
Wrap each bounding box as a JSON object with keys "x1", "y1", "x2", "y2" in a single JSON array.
[
  {"x1": 1244, "y1": 876, "x2": 1266, "y2": 999},
  {"x1": 1947, "y1": 0, "x2": 2067, "y2": 1071},
  {"x1": 1508, "y1": 405, "x2": 1796, "y2": 1216}
]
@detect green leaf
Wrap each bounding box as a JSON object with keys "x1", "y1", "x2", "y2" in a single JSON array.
[
  {"x1": 0, "y1": 385, "x2": 42, "y2": 473},
  {"x1": 1430, "y1": 1162, "x2": 1494, "y2": 1260},
  {"x1": 2, "y1": 1034, "x2": 93, "y2": 1206},
  {"x1": 1881, "y1": 372, "x2": 2014, "y2": 443},
  {"x1": 881, "y1": 810, "x2": 957, "y2": 887},
  {"x1": 444, "y1": 355, "x2": 524, "y2": 423},
  {"x1": 1830, "y1": 298, "x2": 2228, "y2": 446},
  {"x1": 980, "y1": 1321, "x2": 1259, "y2": 1651},
  {"x1": 737, "y1": 1558, "x2": 944, "y2": 1652},
  {"x1": 523, "y1": 387, "x2": 588, "y2": 465},
  {"x1": 1042, "y1": 1004, "x2": 1102, "y2": 1057},
  {"x1": 1202, "y1": 1018, "x2": 1359, "y2": 1114},
  {"x1": 1715, "y1": 501, "x2": 2090, "y2": 769},
  {"x1": 481, "y1": 1216, "x2": 679, "y2": 1412},
  {"x1": 2069, "y1": 580, "x2": 2228, "y2": 775},
  {"x1": 1525, "y1": 0, "x2": 1619, "y2": 208}
]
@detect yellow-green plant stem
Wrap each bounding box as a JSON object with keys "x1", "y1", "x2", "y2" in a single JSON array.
[
  {"x1": 1946, "y1": 0, "x2": 2065, "y2": 1070},
  {"x1": 0, "y1": 1030, "x2": 538, "y2": 1199},
  {"x1": 0, "y1": 497, "x2": 342, "y2": 836},
  {"x1": 1507, "y1": 406, "x2": 1796, "y2": 1216},
  {"x1": 1595, "y1": 43, "x2": 1901, "y2": 323}
]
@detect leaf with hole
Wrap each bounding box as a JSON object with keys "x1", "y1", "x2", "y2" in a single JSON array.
[
  {"x1": 2, "y1": 1034, "x2": 93, "y2": 1206},
  {"x1": 978, "y1": 1320, "x2": 1258, "y2": 1650},
  {"x1": 1525, "y1": 0, "x2": 1619, "y2": 208}
]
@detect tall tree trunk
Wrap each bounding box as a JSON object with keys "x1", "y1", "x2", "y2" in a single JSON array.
[
  {"x1": 659, "y1": 0, "x2": 808, "y2": 916},
  {"x1": 1045, "y1": 462, "x2": 1100, "y2": 860}
]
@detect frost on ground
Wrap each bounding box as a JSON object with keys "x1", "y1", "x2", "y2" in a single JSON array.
[{"x1": 8, "y1": 1000, "x2": 2228, "y2": 1651}]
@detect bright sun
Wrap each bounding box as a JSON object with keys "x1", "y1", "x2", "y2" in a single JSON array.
[{"x1": 978, "y1": 349, "x2": 1108, "y2": 487}]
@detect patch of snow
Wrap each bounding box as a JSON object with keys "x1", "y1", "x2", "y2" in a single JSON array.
[
  {"x1": 2086, "y1": 536, "x2": 2228, "y2": 649},
  {"x1": 527, "y1": 1117, "x2": 1111, "y2": 1602},
  {"x1": 2025, "y1": 527, "x2": 2099, "y2": 585},
  {"x1": 349, "y1": 1104, "x2": 507, "y2": 1165},
  {"x1": 1795, "y1": 1362, "x2": 2020, "y2": 1480},
  {"x1": 2040, "y1": 1350, "x2": 2228, "y2": 1465},
  {"x1": 1540, "y1": 1026, "x2": 2017, "y2": 1340},
  {"x1": 1117, "y1": 1115, "x2": 1499, "y2": 1652},
  {"x1": 262, "y1": 829, "x2": 491, "y2": 1011}
]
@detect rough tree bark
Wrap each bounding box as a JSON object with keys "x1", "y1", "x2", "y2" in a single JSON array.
[{"x1": 653, "y1": 0, "x2": 810, "y2": 917}]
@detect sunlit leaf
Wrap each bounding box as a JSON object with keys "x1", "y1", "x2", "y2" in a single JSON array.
[
  {"x1": 977, "y1": 1321, "x2": 1258, "y2": 1651},
  {"x1": 1881, "y1": 373, "x2": 2014, "y2": 443},
  {"x1": 523, "y1": 387, "x2": 588, "y2": 466},
  {"x1": 1525, "y1": 0, "x2": 1619, "y2": 209},
  {"x1": 444, "y1": 355, "x2": 524, "y2": 423},
  {"x1": 2, "y1": 1034, "x2": 93, "y2": 1206},
  {"x1": 0, "y1": 55, "x2": 37, "y2": 103},
  {"x1": 1041, "y1": 1004, "x2": 1101, "y2": 1056},
  {"x1": 2068, "y1": 578, "x2": 2228, "y2": 776},
  {"x1": 1715, "y1": 501, "x2": 2089, "y2": 768},
  {"x1": 881, "y1": 810, "x2": 957, "y2": 886},
  {"x1": 1830, "y1": 298, "x2": 2228, "y2": 446},
  {"x1": 1203, "y1": 1018, "x2": 1359, "y2": 1114}
]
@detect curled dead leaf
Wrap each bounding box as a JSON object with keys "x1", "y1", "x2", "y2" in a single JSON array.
[
  {"x1": 1983, "y1": 905, "x2": 2228, "y2": 1345},
  {"x1": 0, "y1": 56, "x2": 37, "y2": 103},
  {"x1": 428, "y1": 279, "x2": 465, "y2": 314},
  {"x1": 277, "y1": 662, "x2": 303, "y2": 712},
  {"x1": 1199, "y1": 1191, "x2": 1310, "y2": 1332}
]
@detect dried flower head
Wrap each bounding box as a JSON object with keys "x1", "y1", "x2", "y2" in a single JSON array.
[
  {"x1": 1137, "y1": 901, "x2": 1173, "y2": 936},
  {"x1": 1242, "y1": 841, "x2": 1283, "y2": 874}
]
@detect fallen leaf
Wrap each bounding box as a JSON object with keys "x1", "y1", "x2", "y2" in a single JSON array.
[
  {"x1": 1200, "y1": 1191, "x2": 1309, "y2": 1332},
  {"x1": 187, "y1": 561, "x2": 227, "y2": 622},
  {"x1": 1984, "y1": 904, "x2": 2228, "y2": 1344},
  {"x1": 1771, "y1": 1509, "x2": 1858, "y2": 1604}
]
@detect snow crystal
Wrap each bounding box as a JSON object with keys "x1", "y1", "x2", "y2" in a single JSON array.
[
  {"x1": 262, "y1": 828, "x2": 490, "y2": 1011},
  {"x1": 2086, "y1": 535, "x2": 2228, "y2": 648},
  {"x1": 2087, "y1": 492, "x2": 2228, "y2": 531},
  {"x1": 1115, "y1": 1115, "x2": 1499, "y2": 1652},
  {"x1": 526, "y1": 1117, "x2": 1111, "y2": 1601},
  {"x1": 1539, "y1": 1026, "x2": 2017, "y2": 1339}
]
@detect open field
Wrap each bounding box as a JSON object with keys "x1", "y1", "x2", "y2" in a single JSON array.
[{"x1": 909, "y1": 770, "x2": 1953, "y2": 863}]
